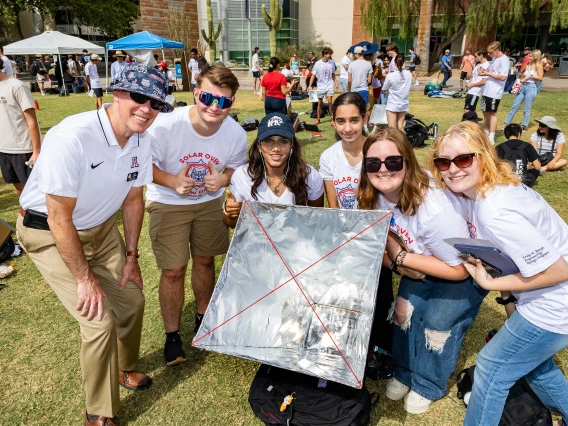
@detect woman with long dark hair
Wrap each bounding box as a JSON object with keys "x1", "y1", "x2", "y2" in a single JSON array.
[
  {"x1": 428, "y1": 121, "x2": 568, "y2": 424},
  {"x1": 261, "y1": 57, "x2": 298, "y2": 115},
  {"x1": 358, "y1": 126, "x2": 487, "y2": 414},
  {"x1": 529, "y1": 115, "x2": 567, "y2": 173},
  {"x1": 223, "y1": 113, "x2": 324, "y2": 227}
]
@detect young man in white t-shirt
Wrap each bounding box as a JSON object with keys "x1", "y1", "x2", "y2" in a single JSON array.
[
  {"x1": 464, "y1": 48, "x2": 489, "y2": 113},
  {"x1": 251, "y1": 47, "x2": 261, "y2": 96},
  {"x1": 145, "y1": 65, "x2": 247, "y2": 367},
  {"x1": 339, "y1": 50, "x2": 351, "y2": 93},
  {"x1": 385, "y1": 42, "x2": 400, "y2": 74},
  {"x1": 479, "y1": 41, "x2": 509, "y2": 144},
  {"x1": 187, "y1": 48, "x2": 200, "y2": 102},
  {"x1": 348, "y1": 46, "x2": 373, "y2": 105},
  {"x1": 84, "y1": 54, "x2": 103, "y2": 110},
  {"x1": 309, "y1": 47, "x2": 337, "y2": 125}
]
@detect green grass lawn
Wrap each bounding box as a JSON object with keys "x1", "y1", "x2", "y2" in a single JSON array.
[{"x1": 0, "y1": 88, "x2": 567, "y2": 425}]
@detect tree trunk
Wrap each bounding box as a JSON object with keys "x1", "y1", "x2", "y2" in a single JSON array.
[
  {"x1": 428, "y1": 20, "x2": 467, "y2": 72},
  {"x1": 416, "y1": 0, "x2": 434, "y2": 77}
]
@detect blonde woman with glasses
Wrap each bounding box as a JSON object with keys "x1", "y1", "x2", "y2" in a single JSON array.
[{"x1": 502, "y1": 49, "x2": 544, "y2": 130}]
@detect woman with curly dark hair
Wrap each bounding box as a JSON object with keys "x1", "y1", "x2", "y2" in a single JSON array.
[{"x1": 223, "y1": 113, "x2": 324, "y2": 227}]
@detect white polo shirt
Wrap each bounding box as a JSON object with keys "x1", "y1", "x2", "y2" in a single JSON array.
[{"x1": 20, "y1": 103, "x2": 153, "y2": 230}]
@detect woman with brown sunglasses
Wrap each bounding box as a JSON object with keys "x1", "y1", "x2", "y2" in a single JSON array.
[{"x1": 358, "y1": 126, "x2": 487, "y2": 414}]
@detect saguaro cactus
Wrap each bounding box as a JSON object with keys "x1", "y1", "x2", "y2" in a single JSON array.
[
  {"x1": 201, "y1": 0, "x2": 222, "y2": 61},
  {"x1": 262, "y1": 0, "x2": 282, "y2": 57}
]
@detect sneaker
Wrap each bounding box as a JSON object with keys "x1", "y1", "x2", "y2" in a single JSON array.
[
  {"x1": 404, "y1": 390, "x2": 432, "y2": 414},
  {"x1": 164, "y1": 336, "x2": 186, "y2": 366},
  {"x1": 314, "y1": 119, "x2": 321, "y2": 125},
  {"x1": 414, "y1": 81, "x2": 420, "y2": 86},
  {"x1": 540, "y1": 167, "x2": 547, "y2": 176},
  {"x1": 500, "y1": 123, "x2": 507, "y2": 131},
  {"x1": 385, "y1": 378, "x2": 410, "y2": 401}
]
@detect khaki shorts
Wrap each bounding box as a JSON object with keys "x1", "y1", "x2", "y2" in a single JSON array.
[{"x1": 147, "y1": 197, "x2": 229, "y2": 269}]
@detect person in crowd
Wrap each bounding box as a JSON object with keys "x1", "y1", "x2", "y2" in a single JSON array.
[
  {"x1": 503, "y1": 48, "x2": 517, "y2": 93},
  {"x1": 514, "y1": 46, "x2": 532, "y2": 74},
  {"x1": 357, "y1": 126, "x2": 486, "y2": 415},
  {"x1": 17, "y1": 63, "x2": 171, "y2": 426},
  {"x1": 188, "y1": 48, "x2": 200, "y2": 102},
  {"x1": 459, "y1": 48, "x2": 475, "y2": 91},
  {"x1": 309, "y1": 47, "x2": 337, "y2": 125},
  {"x1": 428, "y1": 120, "x2": 568, "y2": 425},
  {"x1": 289, "y1": 53, "x2": 300, "y2": 75},
  {"x1": 529, "y1": 116, "x2": 567, "y2": 173},
  {"x1": 290, "y1": 82, "x2": 306, "y2": 100},
  {"x1": 223, "y1": 113, "x2": 324, "y2": 228},
  {"x1": 464, "y1": 49, "x2": 489, "y2": 114},
  {"x1": 66, "y1": 54, "x2": 77, "y2": 76},
  {"x1": 153, "y1": 54, "x2": 160, "y2": 69},
  {"x1": 385, "y1": 42, "x2": 399, "y2": 74},
  {"x1": 144, "y1": 65, "x2": 247, "y2": 367},
  {"x1": 0, "y1": 45, "x2": 14, "y2": 77},
  {"x1": 125, "y1": 54, "x2": 132, "y2": 64},
  {"x1": 281, "y1": 62, "x2": 292, "y2": 78},
  {"x1": 31, "y1": 54, "x2": 48, "y2": 96},
  {"x1": 348, "y1": 46, "x2": 373, "y2": 106},
  {"x1": 54, "y1": 56, "x2": 74, "y2": 92},
  {"x1": 538, "y1": 52, "x2": 553, "y2": 93},
  {"x1": 502, "y1": 49, "x2": 543, "y2": 131},
  {"x1": 159, "y1": 61, "x2": 175, "y2": 95},
  {"x1": 382, "y1": 53, "x2": 412, "y2": 131},
  {"x1": 84, "y1": 54, "x2": 103, "y2": 110},
  {"x1": 371, "y1": 56, "x2": 383, "y2": 105},
  {"x1": 408, "y1": 47, "x2": 420, "y2": 86},
  {"x1": 440, "y1": 49, "x2": 452, "y2": 88},
  {"x1": 111, "y1": 51, "x2": 127, "y2": 84},
  {"x1": 261, "y1": 57, "x2": 298, "y2": 115},
  {"x1": 379, "y1": 55, "x2": 391, "y2": 104},
  {"x1": 0, "y1": 57, "x2": 41, "y2": 197},
  {"x1": 339, "y1": 50, "x2": 351, "y2": 93},
  {"x1": 307, "y1": 50, "x2": 317, "y2": 73},
  {"x1": 496, "y1": 123, "x2": 542, "y2": 186},
  {"x1": 251, "y1": 47, "x2": 262, "y2": 96},
  {"x1": 479, "y1": 41, "x2": 509, "y2": 144},
  {"x1": 78, "y1": 49, "x2": 90, "y2": 70},
  {"x1": 320, "y1": 93, "x2": 394, "y2": 353}
]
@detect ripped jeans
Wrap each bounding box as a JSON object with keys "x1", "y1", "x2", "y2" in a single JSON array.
[{"x1": 390, "y1": 275, "x2": 488, "y2": 401}]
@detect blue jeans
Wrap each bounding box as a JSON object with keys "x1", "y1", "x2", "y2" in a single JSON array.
[
  {"x1": 392, "y1": 276, "x2": 488, "y2": 401},
  {"x1": 340, "y1": 78, "x2": 348, "y2": 93},
  {"x1": 504, "y1": 74, "x2": 517, "y2": 93},
  {"x1": 464, "y1": 311, "x2": 568, "y2": 425},
  {"x1": 537, "y1": 78, "x2": 544, "y2": 93},
  {"x1": 504, "y1": 82, "x2": 537, "y2": 127},
  {"x1": 379, "y1": 91, "x2": 388, "y2": 105},
  {"x1": 441, "y1": 69, "x2": 452, "y2": 87},
  {"x1": 264, "y1": 96, "x2": 287, "y2": 115}
]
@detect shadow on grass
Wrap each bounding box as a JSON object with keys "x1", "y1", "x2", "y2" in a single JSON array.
[{"x1": 297, "y1": 136, "x2": 325, "y2": 147}]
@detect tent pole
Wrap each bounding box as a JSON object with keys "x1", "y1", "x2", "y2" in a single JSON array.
[
  {"x1": 105, "y1": 48, "x2": 109, "y2": 94},
  {"x1": 161, "y1": 48, "x2": 166, "y2": 62},
  {"x1": 58, "y1": 54, "x2": 66, "y2": 96},
  {"x1": 183, "y1": 50, "x2": 189, "y2": 92}
]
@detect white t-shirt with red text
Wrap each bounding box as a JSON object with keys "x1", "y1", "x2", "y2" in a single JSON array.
[
  {"x1": 146, "y1": 105, "x2": 247, "y2": 205},
  {"x1": 469, "y1": 184, "x2": 568, "y2": 334},
  {"x1": 380, "y1": 183, "x2": 469, "y2": 265},
  {"x1": 319, "y1": 141, "x2": 362, "y2": 210}
]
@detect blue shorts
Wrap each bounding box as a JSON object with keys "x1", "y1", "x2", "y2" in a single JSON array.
[{"x1": 356, "y1": 90, "x2": 369, "y2": 105}]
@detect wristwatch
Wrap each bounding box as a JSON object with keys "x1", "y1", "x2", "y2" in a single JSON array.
[{"x1": 126, "y1": 249, "x2": 140, "y2": 258}]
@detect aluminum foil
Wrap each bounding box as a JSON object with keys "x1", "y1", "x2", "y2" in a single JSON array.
[{"x1": 192, "y1": 202, "x2": 392, "y2": 388}]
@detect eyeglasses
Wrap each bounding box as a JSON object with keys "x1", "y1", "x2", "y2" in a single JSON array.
[
  {"x1": 198, "y1": 91, "x2": 233, "y2": 109},
  {"x1": 363, "y1": 156, "x2": 404, "y2": 173},
  {"x1": 433, "y1": 153, "x2": 476, "y2": 171},
  {"x1": 129, "y1": 92, "x2": 165, "y2": 111},
  {"x1": 260, "y1": 138, "x2": 292, "y2": 148}
]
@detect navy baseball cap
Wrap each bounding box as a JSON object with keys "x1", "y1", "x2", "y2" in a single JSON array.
[
  {"x1": 462, "y1": 111, "x2": 483, "y2": 122},
  {"x1": 258, "y1": 113, "x2": 295, "y2": 141},
  {"x1": 112, "y1": 63, "x2": 173, "y2": 113}
]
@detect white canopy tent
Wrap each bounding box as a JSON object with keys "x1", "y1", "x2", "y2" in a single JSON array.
[{"x1": 3, "y1": 31, "x2": 104, "y2": 94}]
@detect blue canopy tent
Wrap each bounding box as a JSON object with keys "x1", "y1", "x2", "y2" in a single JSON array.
[{"x1": 105, "y1": 31, "x2": 185, "y2": 88}]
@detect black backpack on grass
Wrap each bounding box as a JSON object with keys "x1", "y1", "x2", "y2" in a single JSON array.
[
  {"x1": 249, "y1": 364, "x2": 377, "y2": 426},
  {"x1": 404, "y1": 113, "x2": 433, "y2": 148}
]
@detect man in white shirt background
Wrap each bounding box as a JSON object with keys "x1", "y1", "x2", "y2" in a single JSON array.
[
  {"x1": 84, "y1": 54, "x2": 103, "y2": 110},
  {"x1": 309, "y1": 47, "x2": 337, "y2": 125},
  {"x1": 187, "y1": 48, "x2": 200, "y2": 102},
  {"x1": 0, "y1": 45, "x2": 14, "y2": 77},
  {"x1": 16, "y1": 64, "x2": 173, "y2": 426},
  {"x1": 251, "y1": 47, "x2": 262, "y2": 96},
  {"x1": 339, "y1": 50, "x2": 351, "y2": 93},
  {"x1": 479, "y1": 41, "x2": 509, "y2": 144},
  {"x1": 348, "y1": 46, "x2": 373, "y2": 105},
  {"x1": 110, "y1": 51, "x2": 127, "y2": 85}
]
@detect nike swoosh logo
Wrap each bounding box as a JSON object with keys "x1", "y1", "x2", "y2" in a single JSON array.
[{"x1": 91, "y1": 161, "x2": 104, "y2": 169}]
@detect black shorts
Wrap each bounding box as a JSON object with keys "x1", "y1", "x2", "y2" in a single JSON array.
[
  {"x1": 464, "y1": 94, "x2": 480, "y2": 111},
  {"x1": 0, "y1": 152, "x2": 32, "y2": 185},
  {"x1": 167, "y1": 86, "x2": 174, "y2": 95},
  {"x1": 252, "y1": 71, "x2": 260, "y2": 78},
  {"x1": 409, "y1": 65, "x2": 416, "y2": 72},
  {"x1": 93, "y1": 88, "x2": 103, "y2": 98},
  {"x1": 460, "y1": 71, "x2": 468, "y2": 80},
  {"x1": 481, "y1": 95, "x2": 501, "y2": 113}
]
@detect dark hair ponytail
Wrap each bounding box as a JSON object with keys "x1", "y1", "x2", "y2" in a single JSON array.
[
  {"x1": 268, "y1": 56, "x2": 280, "y2": 72},
  {"x1": 396, "y1": 53, "x2": 405, "y2": 72}
]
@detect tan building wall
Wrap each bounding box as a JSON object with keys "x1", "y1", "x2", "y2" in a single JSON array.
[{"x1": 299, "y1": 0, "x2": 354, "y2": 59}]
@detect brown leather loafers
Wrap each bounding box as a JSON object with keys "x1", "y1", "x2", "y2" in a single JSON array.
[
  {"x1": 118, "y1": 370, "x2": 152, "y2": 391},
  {"x1": 84, "y1": 411, "x2": 119, "y2": 426}
]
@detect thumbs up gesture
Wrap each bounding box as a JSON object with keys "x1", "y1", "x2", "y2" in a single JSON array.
[
  {"x1": 173, "y1": 163, "x2": 195, "y2": 195},
  {"x1": 224, "y1": 188, "x2": 242, "y2": 218},
  {"x1": 204, "y1": 160, "x2": 224, "y2": 193}
]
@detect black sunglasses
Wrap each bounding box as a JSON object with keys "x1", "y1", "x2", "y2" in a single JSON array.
[
  {"x1": 538, "y1": 123, "x2": 548, "y2": 128},
  {"x1": 363, "y1": 156, "x2": 404, "y2": 173},
  {"x1": 433, "y1": 153, "x2": 476, "y2": 171},
  {"x1": 129, "y1": 92, "x2": 165, "y2": 111}
]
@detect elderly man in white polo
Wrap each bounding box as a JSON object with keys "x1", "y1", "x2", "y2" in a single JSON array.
[{"x1": 17, "y1": 63, "x2": 173, "y2": 426}]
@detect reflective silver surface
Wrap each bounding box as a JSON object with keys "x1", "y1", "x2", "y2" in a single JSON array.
[{"x1": 192, "y1": 202, "x2": 391, "y2": 388}]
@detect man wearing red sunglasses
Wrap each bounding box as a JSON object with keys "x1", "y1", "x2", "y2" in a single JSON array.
[{"x1": 145, "y1": 65, "x2": 247, "y2": 367}]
